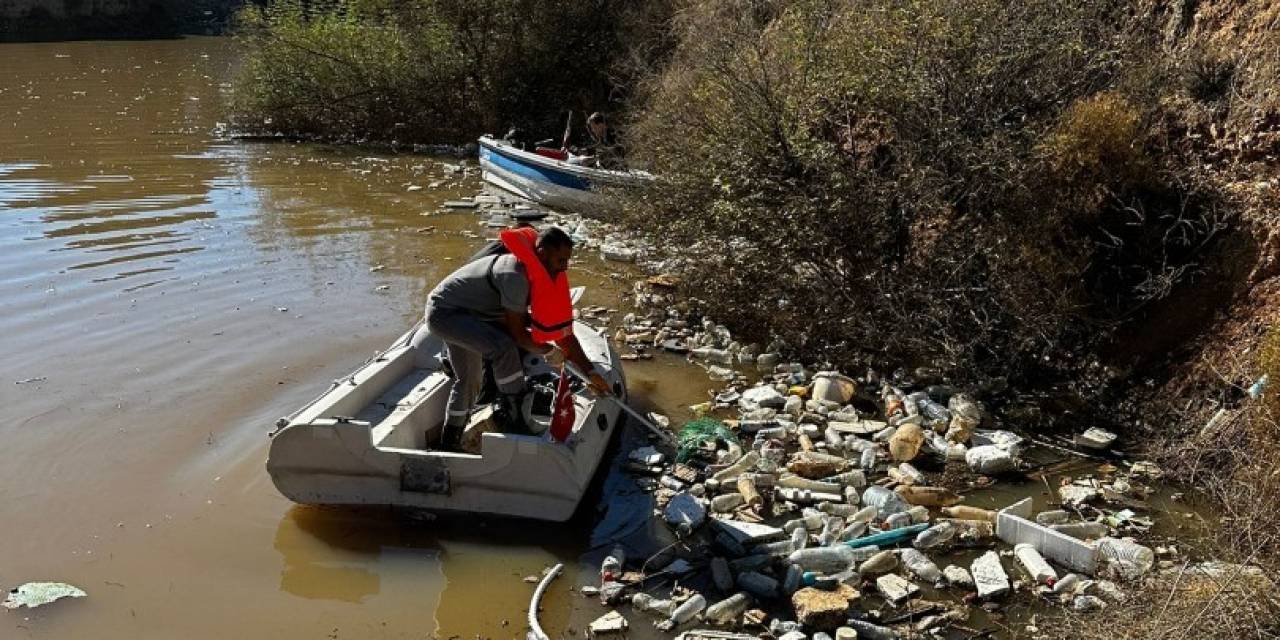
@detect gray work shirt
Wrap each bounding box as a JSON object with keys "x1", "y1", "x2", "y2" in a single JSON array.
[{"x1": 426, "y1": 254, "x2": 529, "y2": 321}]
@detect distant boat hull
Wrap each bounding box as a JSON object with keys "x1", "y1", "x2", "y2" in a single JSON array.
[{"x1": 477, "y1": 135, "x2": 649, "y2": 214}]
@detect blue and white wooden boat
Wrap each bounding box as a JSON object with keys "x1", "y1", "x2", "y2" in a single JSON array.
[{"x1": 477, "y1": 134, "x2": 650, "y2": 213}]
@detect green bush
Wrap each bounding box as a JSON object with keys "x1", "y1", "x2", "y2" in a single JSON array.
[
  {"x1": 624, "y1": 0, "x2": 1222, "y2": 382},
  {"x1": 231, "y1": 0, "x2": 670, "y2": 143}
]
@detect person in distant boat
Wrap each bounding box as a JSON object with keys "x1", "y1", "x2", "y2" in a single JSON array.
[
  {"x1": 570, "y1": 112, "x2": 625, "y2": 169},
  {"x1": 423, "y1": 225, "x2": 612, "y2": 452}
]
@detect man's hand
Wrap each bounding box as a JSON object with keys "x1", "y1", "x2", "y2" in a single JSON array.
[
  {"x1": 544, "y1": 344, "x2": 566, "y2": 366},
  {"x1": 587, "y1": 371, "x2": 613, "y2": 397}
]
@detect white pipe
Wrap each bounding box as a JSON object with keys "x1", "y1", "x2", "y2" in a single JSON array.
[{"x1": 527, "y1": 563, "x2": 563, "y2": 640}]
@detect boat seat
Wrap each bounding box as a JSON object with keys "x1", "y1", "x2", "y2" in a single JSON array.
[{"x1": 359, "y1": 368, "x2": 450, "y2": 450}]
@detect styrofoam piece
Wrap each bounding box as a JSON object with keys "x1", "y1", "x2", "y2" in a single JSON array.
[
  {"x1": 996, "y1": 512, "x2": 1098, "y2": 575},
  {"x1": 999, "y1": 497, "x2": 1034, "y2": 519}
]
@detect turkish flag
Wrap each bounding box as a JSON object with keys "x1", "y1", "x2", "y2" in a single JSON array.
[{"x1": 548, "y1": 366, "x2": 576, "y2": 442}]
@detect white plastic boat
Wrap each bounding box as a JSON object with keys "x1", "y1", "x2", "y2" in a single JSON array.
[
  {"x1": 477, "y1": 134, "x2": 651, "y2": 213},
  {"x1": 266, "y1": 314, "x2": 627, "y2": 522}
]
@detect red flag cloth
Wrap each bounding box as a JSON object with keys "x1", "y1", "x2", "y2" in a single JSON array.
[{"x1": 548, "y1": 367, "x2": 576, "y2": 442}]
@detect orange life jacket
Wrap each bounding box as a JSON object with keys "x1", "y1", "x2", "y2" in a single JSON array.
[{"x1": 500, "y1": 227, "x2": 574, "y2": 344}]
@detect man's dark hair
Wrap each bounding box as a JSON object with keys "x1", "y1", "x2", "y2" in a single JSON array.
[
  {"x1": 537, "y1": 226, "x2": 574, "y2": 251},
  {"x1": 587, "y1": 112, "x2": 607, "y2": 125}
]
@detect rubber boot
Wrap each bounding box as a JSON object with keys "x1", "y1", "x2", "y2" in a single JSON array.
[
  {"x1": 496, "y1": 393, "x2": 528, "y2": 435},
  {"x1": 439, "y1": 424, "x2": 463, "y2": 452}
]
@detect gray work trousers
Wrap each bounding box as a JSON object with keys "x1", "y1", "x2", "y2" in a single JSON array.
[{"x1": 425, "y1": 305, "x2": 525, "y2": 427}]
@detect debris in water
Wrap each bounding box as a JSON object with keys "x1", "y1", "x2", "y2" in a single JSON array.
[
  {"x1": 15, "y1": 376, "x2": 47, "y2": 385},
  {"x1": 2, "y1": 582, "x2": 87, "y2": 609}
]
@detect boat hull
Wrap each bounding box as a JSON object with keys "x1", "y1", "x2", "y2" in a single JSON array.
[
  {"x1": 266, "y1": 320, "x2": 626, "y2": 522},
  {"x1": 477, "y1": 135, "x2": 649, "y2": 214}
]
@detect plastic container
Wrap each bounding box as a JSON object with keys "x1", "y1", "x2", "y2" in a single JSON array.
[
  {"x1": 777, "y1": 475, "x2": 841, "y2": 493},
  {"x1": 906, "y1": 505, "x2": 931, "y2": 524},
  {"x1": 1051, "y1": 521, "x2": 1109, "y2": 540},
  {"x1": 1014, "y1": 543, "x2": 1058, "y2": 585},
  {"x1": 777, "y1": 488, "x2": 843, "y2": 504},
  {"x1": 783, "y1": 563, "x2": 804, "y2": 594},
  {"x1": 705, "y1": 592, "x2": 751, "y2": 625},
  {"x1": 884, "y1": 512, "x2": 912, "y2": 529},
  {"x1": 942, "y1": 505, "x2": 996, "y2": 522},
  {"x1": 712, "y1": 451, "x2": 760, "y2": 481},
  {"x1": 818, "y1": 502, "x2": 863, "y2": 517},
  {"x1": 788, "y1": 546, "x2": 860, "y2": 573},
  {"x1": 790, "y1": 526, "x2": 809, "y2": 551},
  {"x1": 736, "y1": 571, "x2": 779, "y2": 598},
  {"x1": 711, "y1": 557, "x2": 734, "y2": 591},
  {"x1": 1053, "y1": 573, "x2": 1081, "y2": 594},
  {"x1": 601, "y1": 545, "x2": 626, "y2": 583},
  {"x1": 1096, "y1": 537, "x2": 1155, "y2": 579},
  {"x1": 860, "y1": 447, "x2": 878, "y2": 472},
  {"x1": 783, "y1": 512, "x2": 825, "y2": 533},
  {"x1": 896, "y1": 485, "x2": 962, "y2": 507},
  {"x1": 914, "y1": 522, "x2": 956, "y2": 549},
  {"x1": 632, "y1": 592, "x2": 677, "y2": 617},
  {"x1": 669, "y1": 593, "x2": 706, "y2": 624},
  {"x1": 863, "y1": 485, "x2": 909, "y2": 517},
  {"x1": 901, "y1": 548, "x2": 943, "y2": 584},
  {"x1": 711, "y1": 493, "x2": 746, "y2": 513},
  {"x1": 829, "y1": 470, "x2": 867, "y2": 489}
]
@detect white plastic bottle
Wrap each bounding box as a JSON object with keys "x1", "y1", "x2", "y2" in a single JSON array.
[{"x1": 1014, "y1": 543, "x2": 1057, "y2": 585}]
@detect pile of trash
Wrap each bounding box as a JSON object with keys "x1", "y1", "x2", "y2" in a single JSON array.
[{"x1": 582, "y1": 359, "x2": 1196, "y2": 639}]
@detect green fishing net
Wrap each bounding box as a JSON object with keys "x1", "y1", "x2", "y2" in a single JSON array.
[{"x1": 676, "y1": 418, "x2": 738, "y2": 463}]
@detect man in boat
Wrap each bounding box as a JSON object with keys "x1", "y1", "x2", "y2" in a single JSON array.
[
  {"x1": 424, "y1": 225, "x2": 612, "y2": 451},
  {"x1": 570, "y1": 112, "x2": 624, "y2": 170}
]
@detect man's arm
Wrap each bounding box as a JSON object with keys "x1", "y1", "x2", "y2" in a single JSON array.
[
  {"x1": 502, "y1": 311, "x2": 550, "y2": 354},
  {"x1": 557, "y1": 333, "x2": 613, "y2": 396}
]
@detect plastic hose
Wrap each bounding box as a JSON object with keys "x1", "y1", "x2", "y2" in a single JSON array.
[{"x1": 527, "y1": 563, "x2": 564, "y2": 640}]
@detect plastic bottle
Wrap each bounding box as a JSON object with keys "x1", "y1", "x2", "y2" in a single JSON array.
[
  {"x1": 881, "y1": 385, "x2": 905, "y2": 418},
  {"x1": 1096, "y1": 537, "x2": 1155, "y2": 578},
  {"x1": 818, "y1": 516, "x2": 843, "y2": 547},
  {"x1": 737, "y1": 475, "x2": 763, "y2": 509},
  {"x1": 906, "y1": 505, "x2": 930, "y2": 524},
  {"x1": 829, "y1": 470, "x2": 867, "y2": 488},
  {"x1": 705, "y1": 592, "x2": 752, "y2": 625},
  {"x1": 601, "y1": 545, "x2": 626, "y2": 583},
  {"x1": 788, "y1": 546, "x2": 860, "y2": 573},
  {"x1": 914, "y1": 522, "x2": 956, "y2": 550},
  {"x1": 849, "y1": 619, "x2": 899, "y2": 640},
  {"x1": 884, "y1": 512, "x2": 912, "y2": 529},
  {"x1": 858, "y1": 549, "x2": 899, "y2": 576},
  {"x1": 897, "y1": 463, "x2": 925, "y2": 484},
  {"x1": 778, "y1": 475, "x2": 842, "y2": 493},
  {"x1": 752, "y1": 540, "x2": 795, "y2": 557},
  {"x1": 1014, "y1": 544, "x2": 1058, "y2": 585},
  {"x1": 777, "y1": 488, "x2": 843, "y2": 504},
  {"x1": 712, "y1": 451, "x2": 760, "y2": 481},
  {"x1": 1053, "y1": 573, "x2": 1081, "y2": 594},
  {"x1": 895, "y1": 485, "x2": 962, "y2": 507},
  {"x1": 711, "y1": 557, "x2": 734, "y2": 591},
  {"x1": 946, "y1": 394, "x2": 981, "y2": 443},
  {"x1": 1051, "y1": 521, "x2": 1108, "y2": 540},
  {"x1": 839, "y1": 519, "x2": 868, "y2": 541},
  {"x1": 860, "y1": 447, "x2": 878, "y2": 472},
  {"x1": 711, "y1": 493, "x2": 746, "y2": 513},
  {"x1": 843, "y1": 486, "x2": 861, "y2": 505},
  {"x1": 889, "y1": 423, "x2": 925, "y2": 461},
  {"x1": 783, "y1": 511, "x2": 826, "y2": 533},
  {"x1": 1035, "y1": 509, "x2": 1071, "y2": 525},
  {"x1": 632, "y1": 592, "x2": 677, "y2": 617},
  {"x1": 818, "y1": 502, "x2": 863, "y2": 517},
  {"x1": 863, "y1": 485, "x2": 909, "y2": 517},
  {"x1": 901, "y1": 548, "x2": 943, "y2": 584},
  {"x1": 790, "y1": 526, "x2": 809, "y2": 552},
  {"x1": 783, "y1": 563, "x2": 804, "y2": 594},
  {"x1": 669, "y1": 593, "x2": 707, "y2": 625},
  {"x1": 736, "y1": 571, "x2": 779, "y2": 598},
  {"x1": 942, "y1": 505, "x2": 996, "y2": 522}
]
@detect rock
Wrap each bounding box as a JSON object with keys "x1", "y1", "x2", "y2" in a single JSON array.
[
  {"x1": 740, "y1": 385, "x2": 787, "y2": 411},
  {"x1": 1072, "y1": 595, "x2": 1107, "y2": 612},
  {"x1": 943, "y1": 565, "x2": 974, "y2": 588},
  {"x1": 2, "y1": 582, "x2": 87, "y2": 609},
  {"x1": 587, "y1": 610, "x2": 628, "y2": 637},
  {"x1": 875, "y1": 574, "x2": 920, "y2": 606},
  {"x1": 971, "y1": 551, "x2": 1010, "y2": 599},
  {"x1": 792, "y1": 587, "x2": 850, "y2": 630}
]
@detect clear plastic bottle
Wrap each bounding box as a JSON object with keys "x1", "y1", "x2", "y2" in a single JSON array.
[
  {"x1": 601, "y1": 545, "x2": 626, "y2": 583},
  {"x1": 860, "y1": 447, "x2": 878, "y2": 472},
  {"x1": 705, "y1": 592, "x2": 751, "y2": 625},
  {"x1": 1014, "y1": 544, "x2": 1057, "y2": 585},
  {"x1": 669, "y1": 593, "x2": 707, "y2": 625},
  {"x1": 889, "y1": 423, "x2": 925, "y2": 461},
  {"x1": 788, "y1": 546, "x2": 860, "y2": 573},
  {"x1": 863, "y1": 485, "x2": 909, "y2": 516},
  {"x1": 900, "y1": 548, "x2": 943, "y2": 584},
  {"x1": 942, "y1": 505, "x2": 996, "y2": 522},
  {"x1": 914, "y1": 522, "x2": 956, "y2": 549},
  {"x1": 858, "y1": 549, "x2": 899, "y2": 576},
  {"x1": 632, "y1": 592, "x2": 677, "y2": 617}
]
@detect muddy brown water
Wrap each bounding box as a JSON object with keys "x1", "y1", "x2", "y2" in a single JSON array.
[
  {"x1": 0, "y1": 37, "x2": 715, "y2": 639},
  {"x1": 1, "y1": 37, "x2": 1214, "y2": 640}
]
